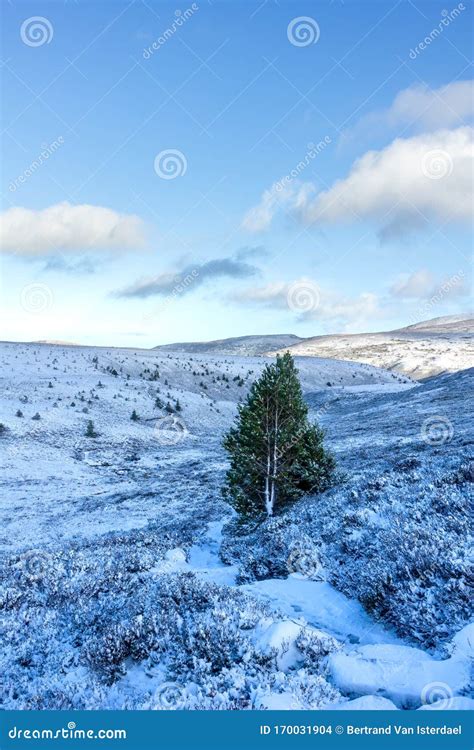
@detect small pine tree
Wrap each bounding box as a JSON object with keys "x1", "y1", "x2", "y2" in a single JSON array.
[
  {"x1": 16, "y1": 409, "x2": 23, "y2": 418},
  {"x1": 130, "y1": 409, "x2": 140, "y2": 421},
  {"x1": 223, "y1": 352, "x2": 335, "y2": 518},
  {"x1": 175, "y1": 399, "x2": 182, "y2": 412},
  {"x1": 85, "y1": 420, "x2": 97, "y2": 438},
  {"x1": 165, "y1": 402, "x2": 174, "y2": 414},
  {"x1": 32, "y1": 412, "x2": 41, "y2": 421},
  {"x1": 155, "y1": 396, "x2": 164, "y2": 409}
]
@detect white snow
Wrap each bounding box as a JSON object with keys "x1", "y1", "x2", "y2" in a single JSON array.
[
  {"x1": 0, "y1": 340, "x2": 471, "y2": 711},
  {"x1": 254, "y1": 620, "x2": 305, "y2": 671},
  {"x1": 418, "y1": 697, "x2": 474, "y2": 711},
  {"x1": 450, "y1": 622, "x2": 474, "y2": 659},
  {"x1": 0, "y1": 342, "x2": 410, "y2": 552},
  {"x1": 327, "y1": 643, "x2": 471, "y2": 708},
  {"x1": 324, "y1": 695, "x2": 399, "y2": 710},
  {"x1": 244, "y1": 577, "x2": 403, "y2": 646},
  {"x1": 270, "y1": 316, "x2": 474, "y2": 379},
  {"x1": 253, "y1": 691, "x2": 302, "y2": 710}
]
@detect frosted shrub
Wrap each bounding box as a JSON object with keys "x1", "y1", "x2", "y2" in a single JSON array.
[{"x1": 224, "y1": 455, "x2": 473, "y2": 650}]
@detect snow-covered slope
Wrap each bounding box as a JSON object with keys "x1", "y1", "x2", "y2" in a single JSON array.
[
  {"x1": 270, "y1": 315, "x2": 474, "y2": 379},
  {"x1": 153, "y1": 333, "x2": 303, "y2": 356},
  {"x1": 400, "y1": 314, "x2": 473, "y2": 334},
  {"x1": 0, "y1": 341, "x2": 471, "y2": 711},
  {"x1": 0, "y1": 342, "x2": 411, "y2": 552}
]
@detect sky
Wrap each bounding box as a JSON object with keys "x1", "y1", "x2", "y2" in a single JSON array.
[{"x1": 0, "y1": 0, "x2": 472, "y2": 347}]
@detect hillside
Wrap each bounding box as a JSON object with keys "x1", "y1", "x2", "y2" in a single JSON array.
[
  {"x1": 0, "y1": 341, "x2": 471, "y2": 711},
  {"x1": 270, "y1": 315, "x2": 474, "y2": 379},
  {"x1": 400, "y1": 314, "x2": 473, "y2": 334},
  {"x1": 153, "y1": 334, "x2": 304, "y2": 356},
  {"x1": 0, "y1": 342, "x2": 411, "y2": 552}
]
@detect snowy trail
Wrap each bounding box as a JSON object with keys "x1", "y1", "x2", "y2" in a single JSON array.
[
  {"x1": 242, "y1": 579, "x2": 402, "y2": 647},
  {"x1": 186, "y1": 520, "x2": 400, "y2": 648},
  {"x1": 184, "y1": 521, "x2": 474, "y2": 710},
  {"x1": 187, "y1": 520, "x2": 238, "y2": 587}
]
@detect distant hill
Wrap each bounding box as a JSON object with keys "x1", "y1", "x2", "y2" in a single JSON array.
[
  {"x1": 398, "y1": 314, "x2": 473, "y2": 334},
  {"x1": 269, "y1": 315, "x2": 474, "y2": 380},
  {"x1": 153, "y1": 334, "x2": 304, "y2": 356}
]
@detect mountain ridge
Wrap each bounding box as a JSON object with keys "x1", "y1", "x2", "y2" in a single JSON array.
[{"x1": 152, "y1": 315, "x2": 473, "y2": 379}]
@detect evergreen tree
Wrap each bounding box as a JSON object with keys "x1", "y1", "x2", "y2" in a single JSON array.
[
  {"x1": 130, "y1": 409, "x2": 140, "y2": 421},
  {"x1": 85, "y1": 420, "x2": 97, "y2": 438},
  {"x1": 223, "y1": 352, "x2": 335, "y2": 518}
]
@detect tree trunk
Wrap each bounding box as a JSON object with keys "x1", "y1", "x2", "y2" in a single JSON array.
[{"x1": 265, "y1": 453, "x2": 273, "y2": 516}]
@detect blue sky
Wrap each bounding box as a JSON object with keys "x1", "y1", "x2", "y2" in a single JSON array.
[{"x1": 1, "y1": 0, "x2": 472, "y2": 346}]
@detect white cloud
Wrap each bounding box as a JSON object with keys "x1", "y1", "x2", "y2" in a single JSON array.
[
  {"x1": 390, "y1": 269, "x2": 469, "y2": 300},
  {"x1": 234, "y1": 281, "x2": 289, "y2": 304},
  {"x1": 302, "y1": 127, "x2": 473, "y2": 237},
  {"x1": 390, "y1": 269, "x2": 436, "y2": 298},
  {"x1": 232, "y1": 278, "x2": 381, "y2": 330},
  {"x1": 342, "y1": 81, "x2": 474, "y2": 143},
  {"x1": 241, "y1": 182, "x2": 287, "y2": 233},
  {"x1": 385, "y1": 81, "x2": 474, "y2": 130},
  {"x1": 0, "y1": 202, "x2": 146, "y2": 255},
  {"x1": 241, "y1": 181, "x2": 313, "y2": 233}
]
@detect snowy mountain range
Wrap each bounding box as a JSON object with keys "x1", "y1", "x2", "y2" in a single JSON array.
[
  {"x1": 154, "y1": 315, "x2": 473, "y2": 380},
  {"x1": 153, "y1": 334, "x2": 303, "y2": 356},
  {"x1": 270, "y1": 314, "x2": 473, "y2": 379}
]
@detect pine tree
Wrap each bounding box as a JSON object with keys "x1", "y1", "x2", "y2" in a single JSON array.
[
  {"x1": 130, "y1": 409, "x2": 140, "y2": 421},
  {"x1": 85, "y1": 419, "x2": 97, "y2": 438},
  {"x1": 223, "y1": 352, "x2": 335, "y2": 518}
]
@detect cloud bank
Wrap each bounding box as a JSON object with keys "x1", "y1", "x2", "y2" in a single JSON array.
[
  {"x1": 232, "y1": 278, "x2": 381, "y2": 329},
  {"x1": 343, "y1": 81, "x2": 474, "y2": 142},
  {"x1": 390, "y1": 269, "x2": 469, "y2": 300},
  {"x1": 243, "y1": 127, "x2": 473, "y2": 238},
  {"x1": 0, "y1": 202, "x2": 146, "y2": 255},
  {"x1": 115, "y1": 256, "x2": 259, "y2": 299}
]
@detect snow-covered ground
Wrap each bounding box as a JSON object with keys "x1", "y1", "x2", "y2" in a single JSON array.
[
  {"x1": 270, "y1": 314, "x2": 474, "y2": 379},
  {"x1": 0, "y1": 341, "x2": 472, "y2": 710}
]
